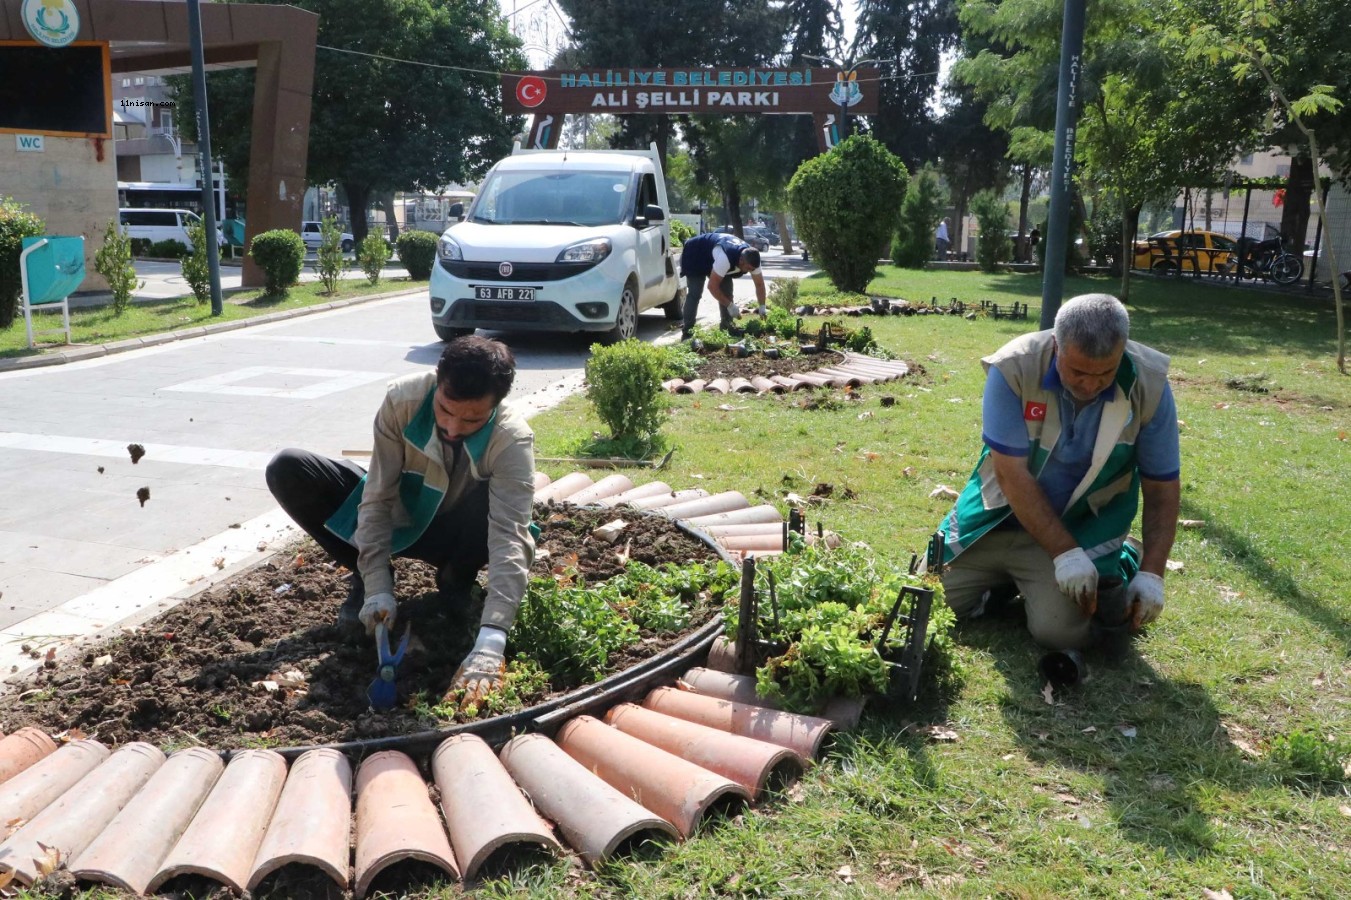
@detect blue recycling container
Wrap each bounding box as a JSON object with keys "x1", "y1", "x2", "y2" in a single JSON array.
[{"x1": 22, "y1": 236, "x2": 85, "y2": 305}]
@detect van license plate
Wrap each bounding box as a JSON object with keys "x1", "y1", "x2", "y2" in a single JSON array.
[{"x1": 477, "y1": 286, "x2": 534, "y2": 301}]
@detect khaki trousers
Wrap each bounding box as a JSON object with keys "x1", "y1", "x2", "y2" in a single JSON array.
[{"x1": 940, "y1": 528, "x2": 1092, "y2": 650}]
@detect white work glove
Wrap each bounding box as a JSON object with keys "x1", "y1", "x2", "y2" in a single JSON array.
[
  {"x1": 726, "y1": 301, "x2": 742, "y2": 319},
  {"x1": 1126, "y1": 571, "x2": 1165, "y2": 629},
  {"x1": 358, "y1": 591, "x2": 397, "y2": 635},
  {"x1": 756, "y1": 304, "x2": 767, "y2": 317},
  {"x1": 1053, "y1": 548, "x2": 1099, "y2": 615},
  {"x1": 447, "y1": 625, "x2": 507, "y2": 707}
]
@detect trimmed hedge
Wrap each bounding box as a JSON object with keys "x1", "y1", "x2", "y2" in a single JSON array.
[
  {"x1": 249, "y1": 229, "x2": 306, "y2": 295},
  {"x1": 396, "y1": 230, "x2": 438, "y2": 280},
  {"x1": 148, "y1": 239, "x2": 188, "y2": 259}
]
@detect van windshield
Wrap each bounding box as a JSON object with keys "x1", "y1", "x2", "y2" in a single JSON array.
[{"x1": 469, "y1": 170, "x2": 632, "y2": 227}]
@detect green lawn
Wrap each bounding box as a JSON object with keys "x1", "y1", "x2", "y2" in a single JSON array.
[
  {"x1": 0, "y1": 276, "x2": 427, "y2": 360},
  {"x1": 21, "y1": 270, "x2": 1350, "y2": 899},
  {"x1": 519, "y1": 269, "x2": 1350, "y2": 898}
]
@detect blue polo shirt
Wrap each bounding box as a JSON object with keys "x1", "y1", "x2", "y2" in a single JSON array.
[{"x1": 982, "y1": 359, "x2": 1180, "y2": 516}]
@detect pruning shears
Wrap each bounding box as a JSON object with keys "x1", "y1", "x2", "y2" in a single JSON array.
[{"x1": 367, "y1": 620, "x2": 411, "y2": 709}]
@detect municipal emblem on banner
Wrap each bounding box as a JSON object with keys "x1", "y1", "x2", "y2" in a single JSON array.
[
  {"x1": 828, "y1": 71, "x2": 863, "y2": 109},
  {"x1": 22, "y1": 0, "x2": 80, "y2": 48}
]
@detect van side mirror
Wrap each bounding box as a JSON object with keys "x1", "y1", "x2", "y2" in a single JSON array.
[
  {"x1": 448, "y1": 202, "x2": 464, "y2": 220},
  {"x1": 633, "y1": 204, "x2": 666, "y2": 228}
]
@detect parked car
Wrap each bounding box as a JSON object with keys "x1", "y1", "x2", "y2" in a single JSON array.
[
  {"x1": 119, "y1": 208, "x2": 225, "y2": 253},
  {"x1": 747, "y1": 224, "x2": 780, "y2": 246},
  {"x1": 1132, "y1": 229, "x2": 1237, "y2": 274},
  {"x1": 300, "y1": 220, "x2": 354, "y2": 253},
  {"x1": 714, "y1": 225, "x2": 770, "y2": 252}
]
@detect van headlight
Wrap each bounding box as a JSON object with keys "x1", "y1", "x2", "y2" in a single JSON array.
[
  {"x1": 556, "y1": 238, "x2": 611, "y2": 264},
  {"x1": 437, "y1": 235, "x2": 463, "y2": 261}
]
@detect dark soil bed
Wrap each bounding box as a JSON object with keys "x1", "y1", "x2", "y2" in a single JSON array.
[
  {"x1": 0, "y1": 506, "x2": 722, "y2": 751},
  {"x1": 690, "y1": 349, "x2": 845, "y2": 381}
]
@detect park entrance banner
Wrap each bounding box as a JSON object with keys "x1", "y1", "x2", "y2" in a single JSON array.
[{"x1": 502, "y1": 67, "x2": 880, "y2": 153}]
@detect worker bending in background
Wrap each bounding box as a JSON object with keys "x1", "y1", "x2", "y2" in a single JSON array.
[{"x1": 679, "y1": 231, "x2": 767, "y2": 340}]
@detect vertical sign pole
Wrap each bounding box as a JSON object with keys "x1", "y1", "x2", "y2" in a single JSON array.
[
  {"x1": 1040, "y1": 0, "x2": 1087, "y2": 328},
  {"x1": 186, "y1": 0, "x2": 223, "y2": 315}
]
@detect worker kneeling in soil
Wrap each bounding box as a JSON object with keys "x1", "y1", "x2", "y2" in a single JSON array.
[
  {"x1": 932, "y1": 293, "x2": 1181, "y2": 651},
  {"x1": 265, "y1": 335, "x2": 535, "y2": 703}
]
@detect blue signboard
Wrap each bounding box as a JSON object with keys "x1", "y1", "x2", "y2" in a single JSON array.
[{"x1": 22, "y1": 235, "x2": 84, "y2": 305}]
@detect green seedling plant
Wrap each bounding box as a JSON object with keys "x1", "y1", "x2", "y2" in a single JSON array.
[
  {"x1": 510, "y1": 559, "x2": 736, "y2": 691},
  {"x1": 1269, "y1": 727, "x2": 1349, "y2": 788},
  {"x1": 722, "y1": 540, "x2": 949, "y2": 712},
  {"x1": 416, "y1": 658, "x2": 552, "y2": 722}
]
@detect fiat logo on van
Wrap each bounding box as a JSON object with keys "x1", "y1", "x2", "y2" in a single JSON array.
[{"x1": 498, "y1": 262, "x2": 513, "y2": 277}]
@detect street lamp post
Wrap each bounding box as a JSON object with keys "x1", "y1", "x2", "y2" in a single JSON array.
[{"x1": 802, "y1": 54, "x2": 893, "y2": 144}]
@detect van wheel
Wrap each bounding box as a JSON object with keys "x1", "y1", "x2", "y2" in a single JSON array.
[
  {"x1": 606, "y1": 282, "x2": 639, "y2": 343},
  {"x1": 435, "y1": 324, "x2": 474, "y2": 342},
  {"x1": 342, "y1": 239, "x2": 354, "y2": 253},
  {"x1": 661, "y1": 286, "x2": 685, "y2": 322}
]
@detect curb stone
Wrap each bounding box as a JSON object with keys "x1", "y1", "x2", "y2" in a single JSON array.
[{"x1": 0, "y1": 285, "x2": 427, "y2": 373}]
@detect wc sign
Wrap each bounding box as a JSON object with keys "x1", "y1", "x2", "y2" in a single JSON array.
[{"x1": 16, "y1": 135, "x2": 45, "y2": 153}]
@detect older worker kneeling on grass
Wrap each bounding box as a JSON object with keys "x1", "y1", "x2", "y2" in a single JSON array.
[
  {"x1": 265, "y1": 335, "x2": 535, "y2": 706},
  {"x1": 932, "y1": 293, "x2": 1181, "y2": 650}
]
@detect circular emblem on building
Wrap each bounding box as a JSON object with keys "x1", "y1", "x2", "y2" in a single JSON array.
[
  {"x1": 516, "y1": 76, "x2": 547, "y2": 108},
  {"x1": 498, "y1": 261, "x2": 514, "y2": 277},
  {"x1": 22, "y1": 0, "x2": 80, "y2": 48}
]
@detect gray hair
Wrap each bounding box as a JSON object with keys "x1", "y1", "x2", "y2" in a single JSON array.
[{"x1": 1053, "y1": 293, "x2": 1129, "y2": 358}]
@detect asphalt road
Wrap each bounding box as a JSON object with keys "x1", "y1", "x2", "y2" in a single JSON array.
[{"x1": 0, "y1": 250, "x2": 810, "y2": 678}]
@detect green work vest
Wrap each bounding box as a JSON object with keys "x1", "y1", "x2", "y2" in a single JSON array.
[{"x1": 938, "y1": 331, "x2": 1171, "y2": 579}]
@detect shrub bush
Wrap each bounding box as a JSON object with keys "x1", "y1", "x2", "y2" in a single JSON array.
[
  {"x1": 788, "y1": 135, "x2": 908, "y2": 293},
  {"x1": 971, "y1": 190, "x2": 1011, "y2": 272},
  {"x1": 181, "y1": 220, "x2": 210, "y2": 304},
  {"x1": 316, "y1": 217, "x2": 346, "y2": 294},
  {"x1": 584, "y1": 339, "x2": 670, "y2": 444},
  {"x1": 766, "y1": 276, "x2": 799, "y2": 310},
  {"x1": 147, "y1": 239, "x2": 188, "y2": 259},
  {"x1": 129, "y1": 238, "x2": 153, "y2": 257},
  {"x1": 94, "y1": 219, "x2": 140, "y2": 316},
  {"x1": 892, "y1": 163, "x2": 945, "y2": 269},
  {"x1": 668, "y1": 218, "x2": 696, "y2": 245},
  {"x1": 395, "y1": 230, "x2": 438, "y2": 280},
  {"x1": 357, "y1": 233, "x2": 390, "y2": 285},
  {"x1": 1086, "y1": 196, "x2": 1123, "y2": 274},
  {"x1": 0, "y1": 196, "x2": 45, "y2": 329},
  {"x1": 249, "y1": 229, "x2": 305, "y2": 295}
]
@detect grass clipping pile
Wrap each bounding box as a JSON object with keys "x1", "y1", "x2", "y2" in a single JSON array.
[{"x1": 0, "y1": 505, "x2": 731, "y2": 750}]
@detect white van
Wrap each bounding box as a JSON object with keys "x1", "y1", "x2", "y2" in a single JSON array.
[
  {"x1": 119, "y1": 208, "x2": 223, "y2": 253},
  {"x1": 429, "y1": 143, "x2": 683, "y2": 343}
]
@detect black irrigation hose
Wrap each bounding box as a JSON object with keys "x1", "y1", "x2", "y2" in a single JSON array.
[{"x1": 246, "y1": 513, "x2": 738, "y2": 764}]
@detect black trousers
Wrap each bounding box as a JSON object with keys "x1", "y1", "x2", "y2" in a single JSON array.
[{"x1": 264, "y1": 448, "x2": 490, "y2": 589}]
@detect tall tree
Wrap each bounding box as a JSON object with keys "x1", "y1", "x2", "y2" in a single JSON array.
[
  {"x1": 853, "y1": 0, "x2": 962, "y2": 171},
  {"x1": 956, "y1": 0, "x2": 1263, "y2": 294},
  {"x1": 785, "y1": 0, "x2": 845, "y2": 64},
  {"x1": 1188, "y1": 0, "x2": 1349, "y2": 372},
  {"x1": 177, "y1": 0, "x2": 525, "y2": 243},
  {"x1": 934, "y1": 84, "x2": 1010, "y2": 257}
]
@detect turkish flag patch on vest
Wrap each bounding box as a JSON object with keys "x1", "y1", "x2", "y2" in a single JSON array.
[{"x1": 1024, "y1": 401, "x2": 1047, "y2": 421}]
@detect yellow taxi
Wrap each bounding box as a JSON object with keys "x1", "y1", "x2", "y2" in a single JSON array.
[{"x1": 1132, "y1": 230, "x2": 1238, "y2": 274}]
